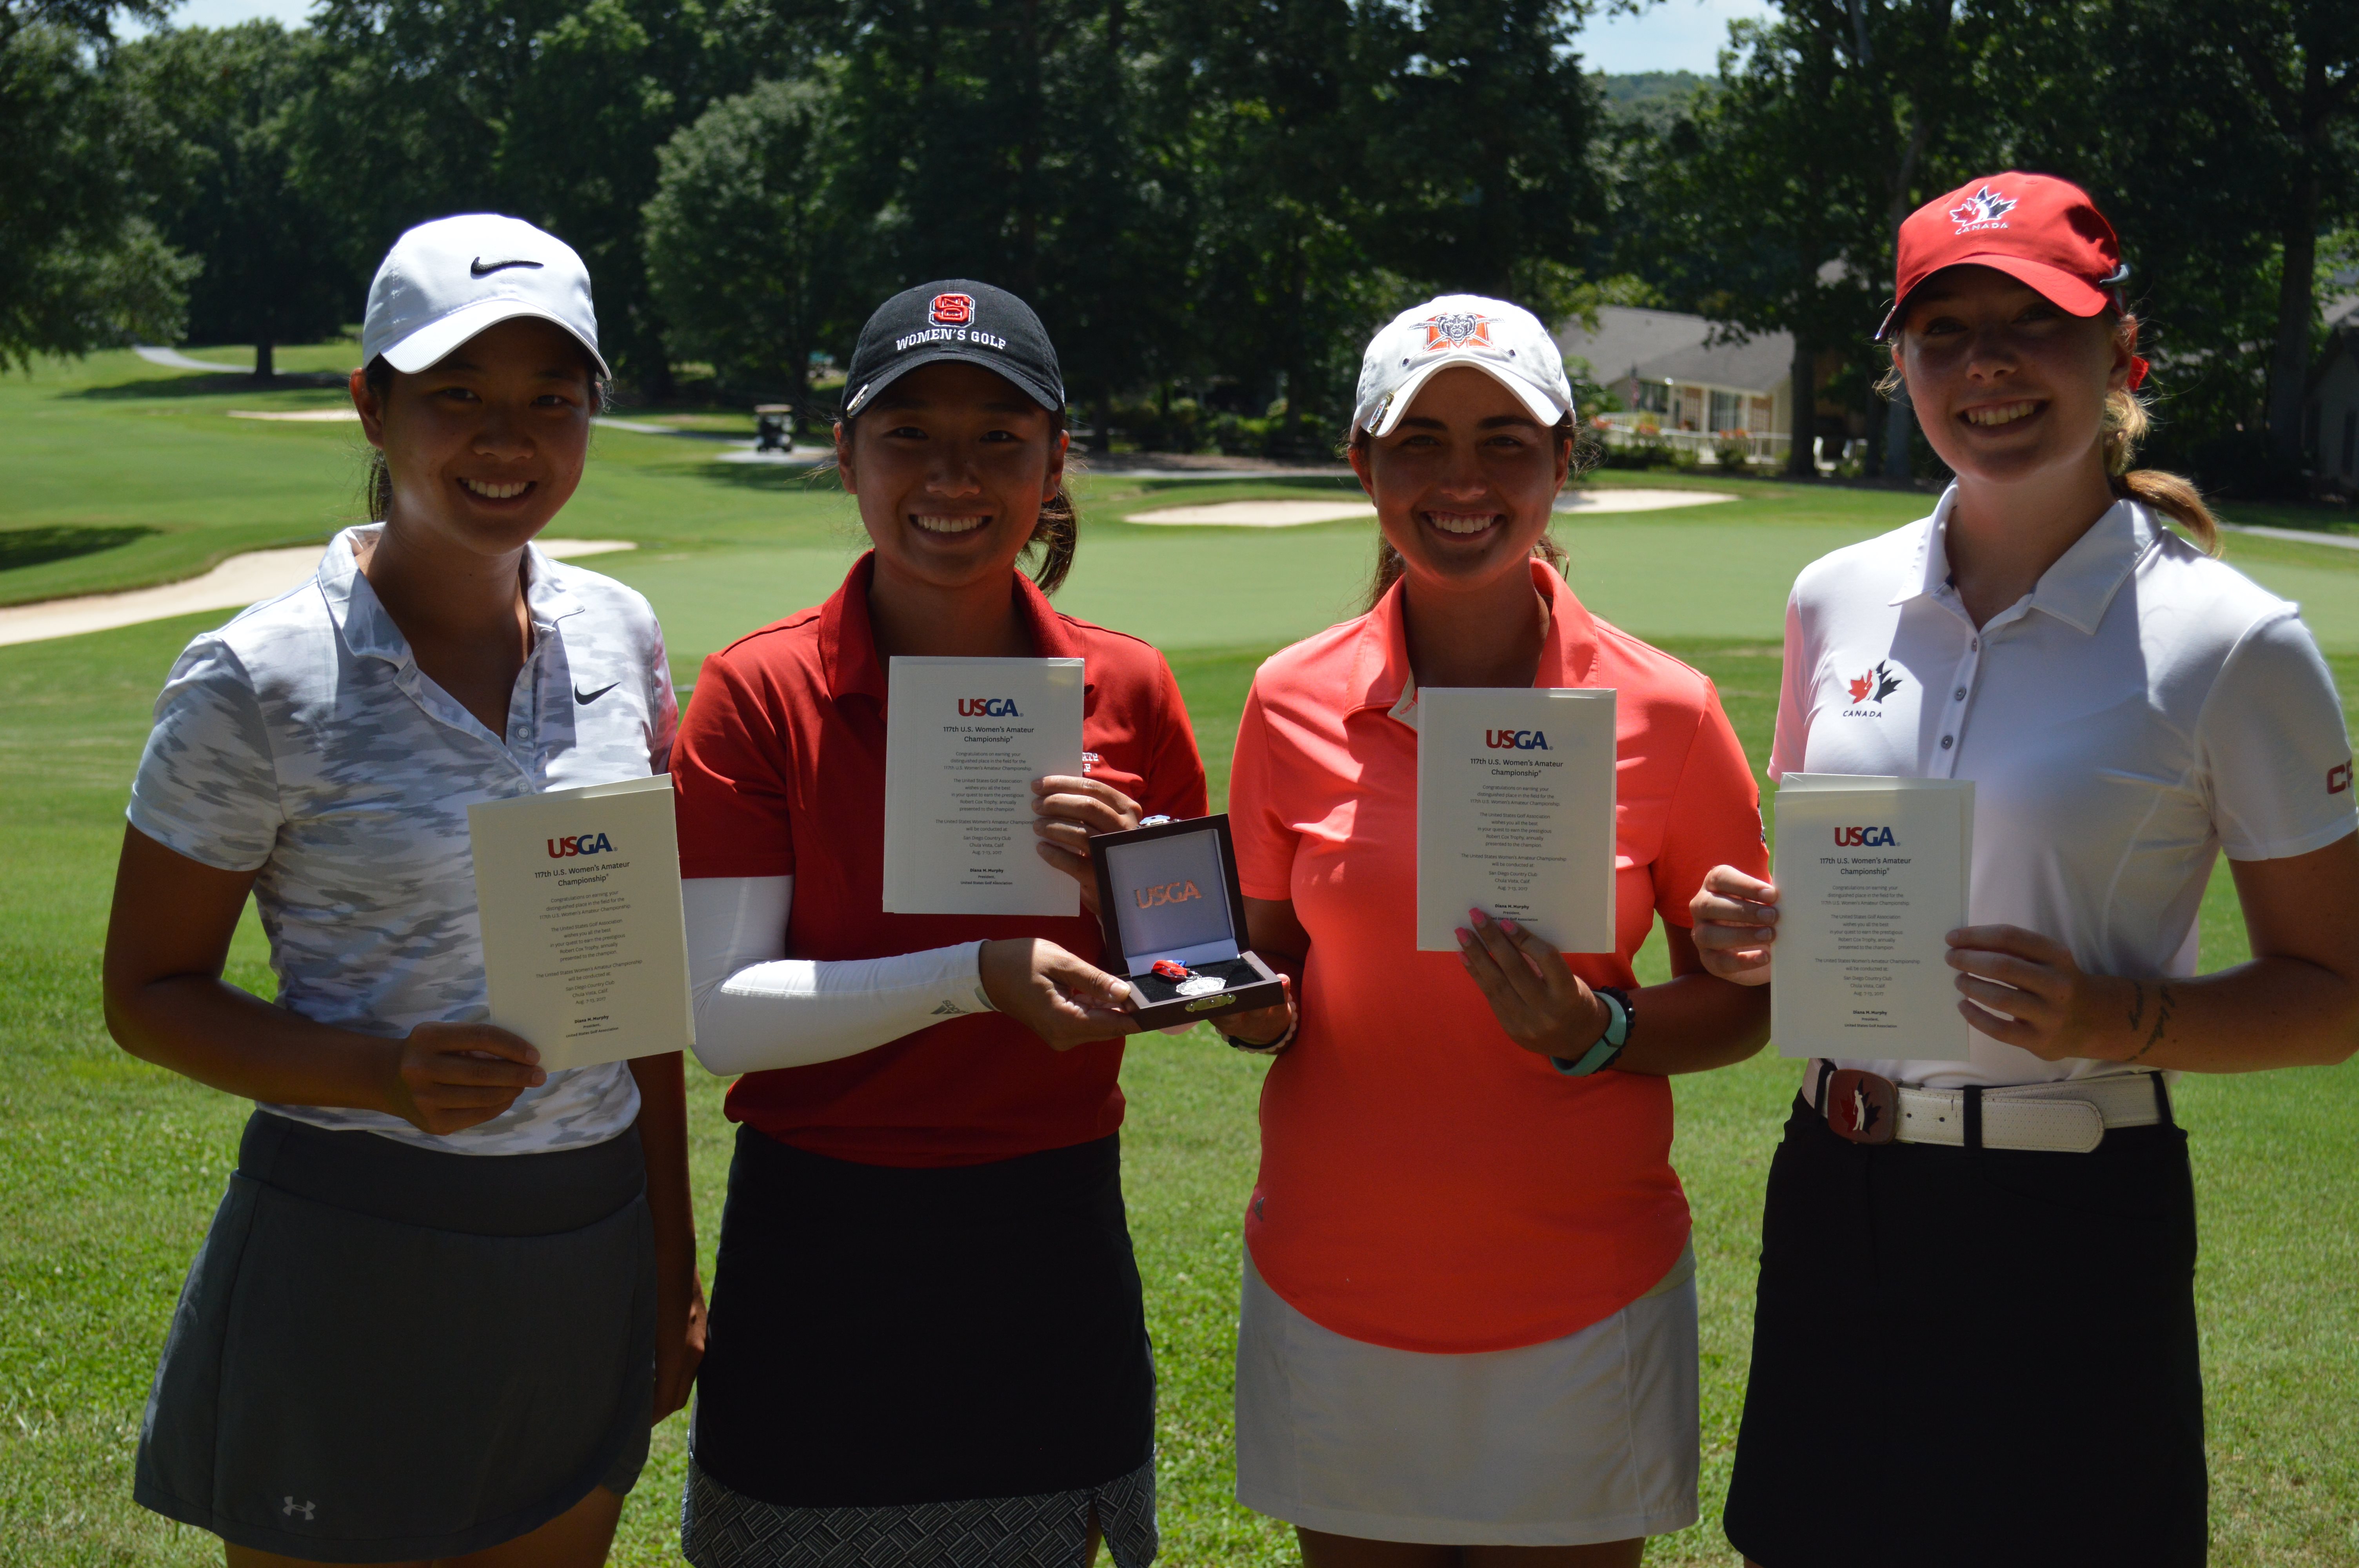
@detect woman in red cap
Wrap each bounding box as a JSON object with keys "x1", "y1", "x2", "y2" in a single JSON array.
[{"x1": 1694, "y1": 173, "x2": 2359, "y2": 1566}]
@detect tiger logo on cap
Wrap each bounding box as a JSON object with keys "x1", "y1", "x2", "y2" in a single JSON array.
[{"x1": 1422, "y1": 312, "x2": 1493, "y2": 351}]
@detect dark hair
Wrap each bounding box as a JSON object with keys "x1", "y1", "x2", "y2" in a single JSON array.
[
  {"x1": 1878, "y1": 309, "x2": 2219, "y2": 555},
  {"x1": 836, "y1": 405, "x2": 1080, "y2": 595},
  {"x1": 358, "y1": 348, "x2": 607, "y2": 523},
  {"x1": 1352, "y1": 413, "x2": 1588, "y2": 609}
]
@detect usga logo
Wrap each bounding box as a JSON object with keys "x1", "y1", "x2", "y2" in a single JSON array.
[
  {"x1": 1833, "y1": 826, "x2": 1898, "y2": 847},
  {"x1": 547, "y1": 832, "x2": 615, "y2": 858},
  {"x1": 959, "y1": 697, "x2": 1021, "y2": 717},
  {"x1": 1485, "y1": 728, "x2": 1550, "y2": 750},
  {"x1": 1136, "y1": 879, "x2": 1204, "y2": 908}
]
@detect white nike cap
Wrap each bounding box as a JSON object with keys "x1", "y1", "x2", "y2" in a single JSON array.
[
  {"x1": 361, "y1": 213, "x2": 609, "y2": 379},
  {"x1": 1352, "y1": 293, "x2": 1574, "y2": 437}
]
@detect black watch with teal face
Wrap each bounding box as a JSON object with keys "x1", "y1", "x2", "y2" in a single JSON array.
[{"x1": 1551, "y1": 986, "x2": 1633, "y2": 1078}]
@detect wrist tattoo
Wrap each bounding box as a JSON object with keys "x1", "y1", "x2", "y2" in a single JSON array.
[
  {"x1": 2126, "y1": 982, "x2": 2145, "y2": 1034},
  {"x1": 2128, "y1": 982, "x2": 2174, "y2": 1061}
]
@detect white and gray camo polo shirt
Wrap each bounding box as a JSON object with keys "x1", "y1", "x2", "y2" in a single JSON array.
[{"x1": 129, "y1": 525, "x2": 677, "y2": 1155}]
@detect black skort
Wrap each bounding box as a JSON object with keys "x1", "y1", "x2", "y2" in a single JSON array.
[{"x1": 1723, "y1": 1091, "x2": 2205, "y2": 1568}]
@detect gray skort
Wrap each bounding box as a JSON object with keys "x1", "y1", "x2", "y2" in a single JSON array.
[{"x1": 134, "y1": 1110, "x2": 656, "y2": 1563}]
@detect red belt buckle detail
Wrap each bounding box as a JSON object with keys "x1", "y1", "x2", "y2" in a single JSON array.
[{"x1": 1825, "y1": 1069, "x2": 1899, "y2": 1145}]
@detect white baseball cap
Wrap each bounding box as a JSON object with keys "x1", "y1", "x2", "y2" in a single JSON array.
[
  {"x1": 1352, "y1": 293, "x2": 1574, "y2": 437},
  {"x1": 361, "y1": 213, "x2": 609, "y2": 379}
]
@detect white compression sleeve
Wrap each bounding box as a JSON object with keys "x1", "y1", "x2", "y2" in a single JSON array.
[{"x1": 683, "y1": 875, "x2": 996, "y2": 1076}]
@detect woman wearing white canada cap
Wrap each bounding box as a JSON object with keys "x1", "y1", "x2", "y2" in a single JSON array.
[
  {"x1": 1219, "y1": 295, "x2": 1773, "y2": 1565},
  {"x1": 108, "y1": 213, "x2": 702, "y2": 1566},
  {"x1": 1694, "y1": 174, "x2": 2359, "y2": 1566}
]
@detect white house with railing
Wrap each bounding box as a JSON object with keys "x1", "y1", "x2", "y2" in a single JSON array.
[{"x1": 1554, "y1": 305, "x2": 1796, "y2": 465}]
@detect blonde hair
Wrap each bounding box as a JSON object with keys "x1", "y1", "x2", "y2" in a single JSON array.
[{"x1": 1881, "y1": 312, "x2": 2220, "y2": 556}]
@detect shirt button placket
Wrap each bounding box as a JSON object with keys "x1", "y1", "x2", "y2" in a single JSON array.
[{"x1": 1937, "y1": 635, "x2": 1980, "y2": 779}]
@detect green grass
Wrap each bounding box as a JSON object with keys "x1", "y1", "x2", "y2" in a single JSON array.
[{"x1": 5, "y1": 346, "x2": 2359, "y2": 1565}]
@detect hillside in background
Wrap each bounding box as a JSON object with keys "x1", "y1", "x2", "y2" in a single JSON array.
[{"x1": 1594, "y1": 69, "x2": 1710, "y2": 132}]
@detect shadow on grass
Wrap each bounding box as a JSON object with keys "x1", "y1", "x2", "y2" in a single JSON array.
[
  {"x1": 70, "y1": 371, "x2": 347, "y2": 400},
  {"x1": 0, "y1": 524, "x2": 160, "y2": 572}
]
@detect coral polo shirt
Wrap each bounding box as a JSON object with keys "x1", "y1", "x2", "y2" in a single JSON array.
[
  {"x1": 1231, "y1": 560, "x2": 1768, "y2": 1352},
  {"x1": 671, "y1": 552, "x2": 1208, "y2": 1167}
]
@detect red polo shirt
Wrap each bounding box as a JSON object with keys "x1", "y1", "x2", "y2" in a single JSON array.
[
  {"x1": 671, "y1": 553, "x2": 1209, "y2": 1167},
  {"x1": 1231, "y1": 560, "x2": 1768, "y2": 1351}
]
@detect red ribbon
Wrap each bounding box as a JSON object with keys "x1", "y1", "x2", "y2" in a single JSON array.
[{"x1": 2127, "y1": 355, "x2": 2150, "y2": 390}]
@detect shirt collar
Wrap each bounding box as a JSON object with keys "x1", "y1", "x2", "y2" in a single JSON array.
[
  {"x1": 818, "y1": 549, "x2": 1087, "y2": 703},
  {"x1": 1891, "y1": 484, "x2": 2158, "y2": 635},
  {"x1": 1349, "y1": 557, "x2": 1599, "y2": 723},
  {"x1": 321, "y1": 524, "x2": 585, "y2": 668}
]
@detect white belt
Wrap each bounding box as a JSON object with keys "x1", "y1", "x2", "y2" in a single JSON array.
[{"x1": 1811, "y1": 1061, "x2": 2172, "y2": 1154}]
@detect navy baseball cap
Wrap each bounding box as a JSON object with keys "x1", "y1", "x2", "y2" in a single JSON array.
[{"x1": 839, "y1": 279, "x2": 1065, "y2": 420}]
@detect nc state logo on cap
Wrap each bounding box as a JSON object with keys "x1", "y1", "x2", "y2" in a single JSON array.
[{"x1": 930, "y1": 293, "x2": 975, "y2": 325}]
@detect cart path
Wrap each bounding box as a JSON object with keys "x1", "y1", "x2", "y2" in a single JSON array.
[{"x1": 0, "y1": 539, "x2": 635, "y2": 648}]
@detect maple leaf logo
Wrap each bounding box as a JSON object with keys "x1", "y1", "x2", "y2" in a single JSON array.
[
  {"x1": 1847, "y1": 662, "x2": 1904, "y2": 705},
  {"x1": 1948, "y1": 185, "x2": 2017, "y2": 229}
]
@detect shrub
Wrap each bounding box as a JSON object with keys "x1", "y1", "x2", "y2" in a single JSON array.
[{"x1": 1713, "y1": 429, "x2": 1755, "y2": 471}]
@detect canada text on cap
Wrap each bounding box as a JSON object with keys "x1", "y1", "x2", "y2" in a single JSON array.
[{"x1": 1877, "y1": 172, "x2": 2130, "y2": 342}]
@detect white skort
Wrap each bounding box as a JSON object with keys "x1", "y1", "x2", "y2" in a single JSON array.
[{"x1": 1234, "y1": 1240, "x2": 1699, "y2": 1547}]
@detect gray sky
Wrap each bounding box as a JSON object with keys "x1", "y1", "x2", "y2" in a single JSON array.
[{"x1": 140, "y1": 0, "x2": 1776, "y2": 74}]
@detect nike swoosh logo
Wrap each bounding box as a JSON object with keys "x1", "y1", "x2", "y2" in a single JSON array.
[
  {"x1": 471, "y1": 257, "x2": 545, "y2": 277},
  {"x1": 574, "y1": 682, "x2": 620, "y2": 705}
]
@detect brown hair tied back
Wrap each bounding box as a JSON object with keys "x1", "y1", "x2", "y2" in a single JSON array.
[
  {"x1": 2101, "y1": 372, "x2": 2219, "y2": 557},
  {"x1": 1353, "y1": 413, "x2": 1587, "y2": 610}
]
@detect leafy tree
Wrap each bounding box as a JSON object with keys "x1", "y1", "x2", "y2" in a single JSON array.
[
  {"x1": 295, "y1": 0, "x2": 792, "y2": 390},
  {"x1": 0, "y1": 0, "x2": 196, "y2": 367},
  {"x1": 643, "y1": 74, "x2": 849, "y2": 413},
  {"x1": 2196, "y1": 0, "x2": 2359, "y2": 475},
  {"x1": 119, "y1": 21, "x2": 353, "y2": 376}
]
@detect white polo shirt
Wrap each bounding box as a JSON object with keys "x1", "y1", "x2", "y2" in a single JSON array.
[
  {"x1": 128, "y1": 526, "x2": 676, "y2": 1154},
  {"x1": 1772, "y1": 488, "x2": 2356, "y2": 1089}
]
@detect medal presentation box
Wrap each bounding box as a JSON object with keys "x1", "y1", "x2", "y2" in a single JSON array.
[{"x1": 1088, "y1": 815, "x2": 1287, "y2": 1031}]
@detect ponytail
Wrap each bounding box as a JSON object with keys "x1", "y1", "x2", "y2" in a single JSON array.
[
  {"x1": 2101, "y1": 377, "x2": 2220, "y2": 556},
  {"x1": 1353, "y1": 414, "x2": 1586, "y2": 610}
]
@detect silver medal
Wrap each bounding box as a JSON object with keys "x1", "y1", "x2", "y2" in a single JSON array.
[{"x1": 1175, "y1": 975, "x2": 1226, "y2": 998}]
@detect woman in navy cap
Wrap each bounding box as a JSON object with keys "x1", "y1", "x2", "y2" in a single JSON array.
[
  {"x1": 1694, "y1": 173, "x2": 2359, "y2": 1566},
  {"x1": 109, "y1": 214, "x2": 701, "y2": 1565},
  {"x1": 669, "y1": 279, "x2": 1206, "y2": 1566}
]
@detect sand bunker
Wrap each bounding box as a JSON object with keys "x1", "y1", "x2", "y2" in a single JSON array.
[{"x1": 0, "y1": 539, "x2": 636, "y2": 647}]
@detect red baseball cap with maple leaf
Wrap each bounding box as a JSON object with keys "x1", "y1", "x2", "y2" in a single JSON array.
[{"x1": 1876, "y1": 171, "x2": 2130, "y2": 342}]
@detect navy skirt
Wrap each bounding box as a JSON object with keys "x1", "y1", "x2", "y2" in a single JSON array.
[
  {"x1": 1723, "y1": 1093, "x2": 2205, "y2": 1567},
  {"x1": 135, "y1": 1111, "x2": 655, "y2": 1563},
  {"x1": 690, "y1": 1127, "x2": 1155, "y2": 1507}
]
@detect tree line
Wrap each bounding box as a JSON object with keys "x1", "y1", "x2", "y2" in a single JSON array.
[{"x1": 3, "y1": 0, "x2": 2353, "y2": 488}]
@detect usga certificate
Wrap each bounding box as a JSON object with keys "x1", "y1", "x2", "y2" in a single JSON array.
[
  {"x1": 883, "y1": 656, "x2": 1086, "y2": 916},
  {"x1": 1416, "y1": 686, "x2": 1617, "y2": 953},
  {"x1": 1770, "y1": 775, "x2": 1974, "y2": 1060},
  {"x1": 468, "y1": 773, "x2": 694, "y2": 1071}
]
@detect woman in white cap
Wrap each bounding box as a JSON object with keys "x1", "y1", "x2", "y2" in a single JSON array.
[
  {"x1": 1215, "y1": 295, "x2": 1774, "y2": 1565},
  {"x1": 1692, "y1": 174, "x2": 2359, "y2": 1566},
  {"x1": 106, "y1": 213, "x2": 701, "y2": 1566}
]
